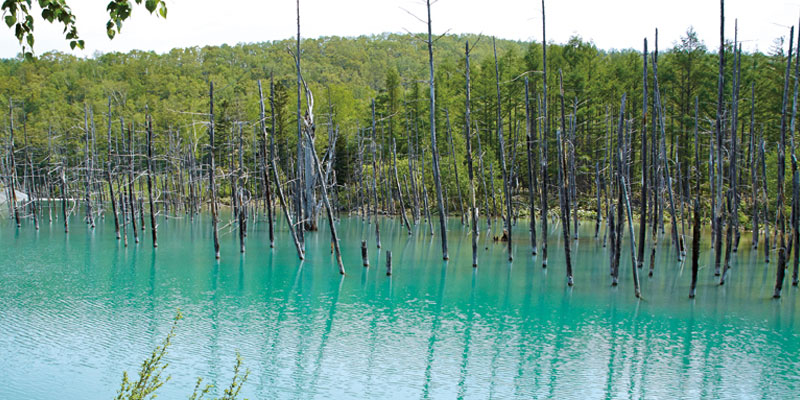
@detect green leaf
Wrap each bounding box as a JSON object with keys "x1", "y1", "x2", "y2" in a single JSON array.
[
  {"x1": 26, "y1": 33, "x2": 33, "y2": 47},
  {"x1": 145, "y1": 0, "x2": 157, "y2": 13},
  {"x1": 158, "y1": 4, "x2": 166, "y2": 18},
  {"x1": 69, "y1": 40, "x2": 76, "y2": 50},
  {"x1": 107, "y1": 28, "x2": 115, "y2": 39},
  {"x1": 4, "y1": 15, "x2": 15, "y2": 27}
]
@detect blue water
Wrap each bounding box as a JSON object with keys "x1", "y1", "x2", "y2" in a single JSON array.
[{"x1": 1, "y1": 213, "x2": 798, "y2": 399}]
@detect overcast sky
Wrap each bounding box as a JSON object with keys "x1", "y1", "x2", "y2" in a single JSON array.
[{"x1": 0, "y1": 0, "x2": 798, "y2": 59}]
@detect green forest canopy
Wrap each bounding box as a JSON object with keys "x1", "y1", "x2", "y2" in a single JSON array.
[{"x1": 0, "y1": 29, "x2": 792, "y2": 212}]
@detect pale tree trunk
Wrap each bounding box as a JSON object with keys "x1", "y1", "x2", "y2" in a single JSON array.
[{"x1": 426, "y1": 0, "x2": 448, "y2": 260}]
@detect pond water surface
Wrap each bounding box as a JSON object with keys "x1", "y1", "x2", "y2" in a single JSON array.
[{"x1": 1, "y1": 213, "x2": 798, "y2": 399}]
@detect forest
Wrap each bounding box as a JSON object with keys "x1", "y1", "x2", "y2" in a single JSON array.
[{"x1": 1, "y1": 4, "x2": 799, "y2": 296}]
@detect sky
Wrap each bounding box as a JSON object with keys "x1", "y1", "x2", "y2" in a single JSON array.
[{"x1": 0, "y1": 0, "x2": 798, "y2": 59}]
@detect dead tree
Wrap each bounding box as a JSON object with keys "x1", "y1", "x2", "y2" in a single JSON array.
[
  {"x1": 465, "y1": 40, "x2": 478, "y2": 266},
  {"x1": 637, "y1": 38, "x2": 648, "y2": 268},
  {"x1": 370, "y1": 100, "x2": 382, "y2": 248},
  {"x1": 8, "y1": 99, "x2": 20, "y2": 227},
  {"x1": 237, "y1": 123, "x2": 246, "y2": 253},
  {"x1": 621, "y1": 172, "x2": 640, "y2": 298},
  {"x1": 295, "y1": 0, "x2": 305, "y2": 246},
  {"x1": 713, "y1": 0, "x2": 726, "y2": 274},
  {"x1": 420, "y1": 146, "x2": 434, "y2": 235},
  {"x1": 722, "y1": 41, "x2": 742, "y2": 285},
  {"x1": 445, "y1": 110, "x2": 465, "y2": 223},
  {"x1": 790, "y1": 18, "x2": 800, "y2": 286},
  {"x1": 146, "y1": 112, "x2": 158, "y2": 248},
  {"x1": 300, "y1": 81, "x2": 345, "y2": 274},
  {"x1": 209, "y1": 82, "x2": 220, "y2": 259},
  {"x1": 106, "y1": 98, "x2": 120, "y2": 239},
  {"x1": 750, "y1": 83, "x2": 759, "y2": 251},
  {"x1": 392, "y1": 138, "x2": 412, "y2": 234},
  {"x1": 269, "y1": 78, "x2": 305, "y2": 260},
  {"x1": 540, "y1": 0, "x2": 549, "y2": 268},
  {"x1": 760, "y1": 136, "x2": 771, "y2": 263},
  {"x1": 475, "y1": 128, "x2": 491, "y2": 231},
  {"x1": 775, "y1": 26, "x2": 794, "y2": 298},
  {"x1": 525, "y1": 77, "x2": 538, "y2": 256},
  {"x1": 557, "y1": 70, "x2": 573, "y2": 285},
  {"x1": 493, "y1": 37, "x2": 513, "y2": 261},
  {"x1": 83, "y1": 104, "x2": 95, "y2": 228},
  {"x1": 426, "y1": 0, "x2": 448, "y2": 260},
  {"x1": 257, "y1": 79, "x2": 275, "y2": 248},
  {"x1": 127, "y1": 122, "x2": 139, "y2": 244},
  {"x1": 652, "y1": 47, "x2": 682, "y2": 261},
  {"x1": 690, "y1": 97, "x2": 701, "y2": 298}
]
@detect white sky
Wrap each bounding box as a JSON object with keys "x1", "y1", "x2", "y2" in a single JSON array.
[{"x1": 0, "y1": 0, "x2": 798, "y2": 59}]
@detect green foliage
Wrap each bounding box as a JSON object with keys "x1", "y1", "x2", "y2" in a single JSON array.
[
  {"x1": 188, "y1": 352, "x2": 250, "y2": 400},
  {"x1": 114, "y1": 311, "x2": 250, "y2": 400},
  {"x1": 0, "y1": 31, "x2": 794, "y2": 222},
  {"x1": 114, "y1": 310, "x2": 181, "y2": 400},
  {"x1": 1, "y1": 0, "x2": 166, "y2": 58}
]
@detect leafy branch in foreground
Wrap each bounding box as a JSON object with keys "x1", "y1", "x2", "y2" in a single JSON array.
[
  {"x1": 1, "y1": 0, "x2": 167, "y2": 58},
  {"x1": 189, "y1": 353, "x2": 250, "y2": 400},
  {"x1": 114, "y1": 311, "x2": 250, "y2": 400},
  {"x1": 114, "y1": 310, "x2": 181, "y2": 400}
]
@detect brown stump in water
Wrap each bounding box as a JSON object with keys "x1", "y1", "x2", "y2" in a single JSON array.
[
  {"x1": 362, "y1": 240, "x2": 369, "y2": 267},
  {"x1": 386, "y1": 251, "x2": 392, "y2": 276}
]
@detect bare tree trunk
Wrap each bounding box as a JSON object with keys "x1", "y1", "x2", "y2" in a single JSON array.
[
  {"x1": 493, "y1": 37, "x2": 513, "y2": 261},
  {"x1": 61, "y1": 163, "x2": 68, "y2": 233},
  {"x1": 301, "y1": 97, "x2": 345, "y2": 274},
  {"x1": 788, "y1": 19, "x2": 800, "y2": 286},
  {"x1": 258, "y1": 79, "x2": 275, "y2": 248},
  {"x1": 621, "y1": 173, "x2": 640, "y2": 298},
  {"x1": 637, "y1": 38, "x2": 648, "y2": 268},
  {"x1": 124, "y1": 122, "x2": 139, "y2": 244},
  {"x1": 775, "y1": 26, "x2": 794, "y2": 298},
  {"x1": 237, "y1": 123, "x2": 246, "y2": 253},
  {"x1": 8, "y1": 99, "x2": 20, "y2": 227},
  {"x1": 106, "y1": 98, "x2": 120, "y2": 239},
  {"x1": 83, "y1": 104, "x2": 95, "y2": 228},
  {"x1": 427, "y1": 0, "x2": 448, "y2": 260},
  {"x1": 651, "y1": 39, "x2": 682, "y2": 262},
  {"x1": 466, "y1": 40, "x2": 479, "y2": 266},
  {"x1": 370, "y1": 100, "x2": 382, "y2": 248},
  {"x1": 761, "y1": 136, "x2": 771, "y2": 263},
  {"x1": 525, "y1": 77, "x2": 538, "y2": 256},
  {"x1": 557, "y1": 70, "x2": 573, "y2": 285},
  {"x1": 713, "y1": 0, "x2": 726, "y2": 274},
  {"x1": 475, "y1": 130, "x2": 491, "y2": 231},
  {"x1": 420, "y1": 146, "x2": 434, "y2": 235},
  {"x1": 146, "y1": 113, "x2": 158, "y2": 248},
  {"x1": 293, "y1": 0, "x2": 306, "y2": 247},
  {"x1": 392, "y1": 138, "x2": 412, "y2": 234},
  {"x1": 208, "y1": 82, "x2": 220, "y2": 259},
  {"x1": 723, "y1": 42, "x2": 742, "y2": 284},
  {"x1": 445, "y1": 110, "x2": 466, "y2": 223},
  {"x1": 269, "y1": 78, "x2": 304, "y2": 260},
  {"x1": 540, "y1": 0, "x2": 549, "y2": 268},
  {"x1": 690, "y1": 97, "x2": 701, "y2": 298},
  {"x1": 569, "y1": 102, "x2": 578, "y2": 240},
  {"x1": 748, "y1": 84, "x2": 759, "y2": 250}
]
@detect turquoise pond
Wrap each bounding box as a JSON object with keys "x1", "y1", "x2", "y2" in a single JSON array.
[{"x1": 1, "y1": 212, "x2": 799, "y2": 399}]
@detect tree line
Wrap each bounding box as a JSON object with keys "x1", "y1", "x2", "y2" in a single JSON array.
[{"x1": 2, "y1": 2, "x2": 800, "y2": 296}]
